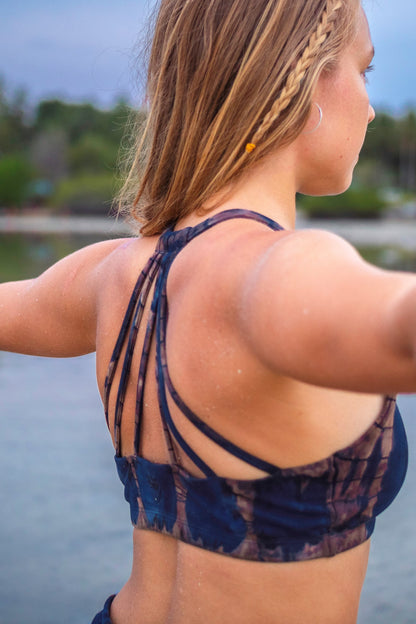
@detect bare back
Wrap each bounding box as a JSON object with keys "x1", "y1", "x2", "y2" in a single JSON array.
[{"x1": 94, "y1": 216, "x2": 384, "y2": 624}]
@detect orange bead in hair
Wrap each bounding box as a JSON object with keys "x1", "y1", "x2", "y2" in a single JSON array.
[{"x1": 245, "y1": 143, "x2": 257, "y2": 153}]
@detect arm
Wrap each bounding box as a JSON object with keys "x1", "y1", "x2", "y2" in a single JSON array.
[
  {"x1": 0, "y1": 238, "x2": 130, "y2": 357},
  {"x1": 238, "y1": 229, "x2": 416, "y2": 394}
]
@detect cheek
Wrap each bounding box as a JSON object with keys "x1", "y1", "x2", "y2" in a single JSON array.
[
  {"x1": 336, "y1": 91, "x2": 370, "y2": 152},
  {"x1": 331, "y1": 69, "x2": 369, "y2": 119},
  {"x1": 343, "y1": 80, "x2": 371, "y2": 125}
]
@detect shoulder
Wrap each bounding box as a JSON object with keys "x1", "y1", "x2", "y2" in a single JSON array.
[
  {"x1": 232, "y1": 226, "x2": 367, "y2": 330},
  {"x1": 243, "y1": 227, "x2": 363, "y2": 290},
  {"x1": 181, "y1": 222, "x2": 362, "y2": 305},
  {"x1": 84, "y1": 235, "x2": 159, "y2": 293},
  {"x1": 39, "y1": 235, "x2": 158, "y2": 321},
  {"x1": 251, "y1": 226, "x2": 360, "y2": 268}
]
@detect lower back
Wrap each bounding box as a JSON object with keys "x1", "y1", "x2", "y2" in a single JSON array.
[{"x1": 110, "y1": 529, "x2": 370, "y2": 624}]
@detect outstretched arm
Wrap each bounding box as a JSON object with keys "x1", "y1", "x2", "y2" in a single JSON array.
[
  {"x1": 0, "y1": 238, "x2": 129, "y2": 357},
  {"x1": 238, "y1": 229, "x2": 416, "y2": 394}
]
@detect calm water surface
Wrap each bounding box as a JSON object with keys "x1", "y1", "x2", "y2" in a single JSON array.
[
  {"x1": 1, "y1": 231, "x2": 416, "y2": 623},
  {"x1": 0, "y1": 231, "x2": 111, "y2": 281}
]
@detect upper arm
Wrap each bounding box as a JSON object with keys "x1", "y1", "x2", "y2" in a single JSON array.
[
  {"x1": 238, "y1": 229, "x2": 416, "y2": 394},
  {"x1": 0, "y1": 238, "x2": 131, "y2": 357}
]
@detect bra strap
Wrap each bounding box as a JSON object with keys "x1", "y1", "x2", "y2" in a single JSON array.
[
  {"x1": 106, "y1": 208, "x2": 285, "y2": 467},
  {"x1": 104, "y1": 252, "x2": 158, "y2": 424},
  {"x1": 154, "y1": 209, "x2": 285, "y2": 475},
  {"x1": 105, "y1": 251, "x2": 162, "y2": 456},
  {"x1": 164, "y1": 366, "x2": 280, "y2": 475},
  {"x1": 155, "y1": 252, "x2": 217, "y2": 477}
]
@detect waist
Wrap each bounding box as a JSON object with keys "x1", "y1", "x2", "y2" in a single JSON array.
[{"x1": 114, "y1": 528, "x2": 370, "y2": 624}]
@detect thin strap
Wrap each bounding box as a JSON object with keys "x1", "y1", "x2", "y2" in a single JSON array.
[
  {"x1": 155, "y1": 255, "x2": 216, "y2": 477},
  {"x1": 106, "y1": 208, "x2": 284, "y2": 469},
  {"x1": 158, "y1": 208, "x2": 284, "y2": 251},
  {"x1": 155, "y1": 209, "x2": 284, "y2": 475},
  {"x1": 113, "y1": 255, "x2": 162, "y2": 453},
  {"x1": 104, "y1": 250, "x2": 162, "y2": 455},
  {"x1": 164, "y1": 363, "x2": 280, "y2": 475},
  {"x1": 104, "y1": 252, "x2": 159, "y2": 426}
]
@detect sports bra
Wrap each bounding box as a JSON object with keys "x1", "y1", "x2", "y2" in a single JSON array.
[{"x1": 104, "y1": 208, "x2": 408, "y2": 562}]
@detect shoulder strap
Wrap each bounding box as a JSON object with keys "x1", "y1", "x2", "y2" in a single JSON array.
[
  {"x1": 104, "y1": 251, "x2": 163, "y2": 454},
  {"x1": 155, "y1": 209, "x2": 284, "y2": 476},
  {"x1": 105, "y1": 209, "x2": 284, "y2": 468}
]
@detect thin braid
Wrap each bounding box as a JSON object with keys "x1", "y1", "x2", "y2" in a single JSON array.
[{"x1": 246, "y1": 0, "x2": 342, "y2": 152}]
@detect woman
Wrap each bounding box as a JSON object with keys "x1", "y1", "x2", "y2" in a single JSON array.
[{"x1": 0, "y1": 1, "x2": 413, "y2": 623}]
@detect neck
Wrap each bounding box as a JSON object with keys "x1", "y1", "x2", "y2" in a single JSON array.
[{"x1": 198, "y1": 145, "x2": 299, "y2": 230}]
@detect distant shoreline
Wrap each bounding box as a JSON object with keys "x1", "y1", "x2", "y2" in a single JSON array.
[
  {"x1": 0, "y1": 213, "x2": 132, "y2": 237},
  {"x1": 297, "y1": 216, "x2": 416, "y2": 251},
  {"x1": 1, "y1": 212, "x2": 416, "y2": 250}
]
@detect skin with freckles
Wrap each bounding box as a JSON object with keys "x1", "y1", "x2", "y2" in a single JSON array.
[{"x1": 0, "y1": 6, "x2": 413, "y2": 624}]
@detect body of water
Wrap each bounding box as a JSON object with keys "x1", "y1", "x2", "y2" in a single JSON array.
[
  {"x1": 0, "y1": 352, "x2": 131, "y2": 624},
  {"x1": 0, "y1": 353, "x2": 415, "y2": 623},
  {"x1": 1, "y1": 228, "x2": 416, "y2": 623}
]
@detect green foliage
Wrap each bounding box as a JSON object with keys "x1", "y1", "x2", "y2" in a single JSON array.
[
  {"x1": 0, "y1": 79, "x2": 32, "y2": 156},
  {"x1": 358, "y1": 245, "x2": 416, "y2": 272},
  {"x1": 0, "y1": 82, "x2": 134, "y2": 210},
  {"x1": 1, "y1": 75, "x2": 416, "y2": 216},
  {"x1": 0, "y1": 155, "x2": 33, "y2": 207},
  {"x1": 26, "y1": 97, "x2": 131, "y2": 210},
  {"x1": 69, "y1": 133, "x2": 119, "y2": 174},
  {"x1": 30, "y1": 128, "x2": 69, "y2": 183},
  {"x1": 360, "y1": 111, "x2": 416, "y2": 191},
  {"x1": 52, "y1": 174, "x2": 119, "y2": 215},
  {"x1": 298, "y1": 188, "x2": 387, "y2": 219},
  {"x1": 353, "y1": 159, "x2": 395, "y2": 189},
  {"x1": 362, "y1": 113, "x2": 399, "y2": 170},
  {"x1": 0, "y1": 234, "x2": 35, "y2": 280},
  {"x1": 34, "y1": 99, "x2": 130, "y2": 146}
]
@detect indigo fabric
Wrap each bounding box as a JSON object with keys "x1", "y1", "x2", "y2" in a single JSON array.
[
  {"x1": 91, "y1": 595, "x2": 116, "y2": 624},
  {"x1": 104, "y1": 209, "x2": 408, "y2": 562}
]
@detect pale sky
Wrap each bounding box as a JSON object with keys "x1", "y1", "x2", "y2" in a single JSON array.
[{"x1": 1, "y1": 0, "x2": 415, "y2": 112}]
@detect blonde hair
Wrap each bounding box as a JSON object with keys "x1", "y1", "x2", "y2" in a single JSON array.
[{"x1": 119, "y1": 0, "x2": 360, "y2": 236}]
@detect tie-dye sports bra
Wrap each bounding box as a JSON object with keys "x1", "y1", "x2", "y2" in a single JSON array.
[{"x1": 104, "y1": 209, "x2": 408, "y2": 562}]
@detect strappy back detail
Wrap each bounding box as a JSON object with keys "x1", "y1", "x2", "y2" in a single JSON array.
[
  {"x1": 104, "y1": 208, "x2": 284, "y2": 474},
  {"x1": 104, "y1": 208, "x2": 408, "y2": 562}
]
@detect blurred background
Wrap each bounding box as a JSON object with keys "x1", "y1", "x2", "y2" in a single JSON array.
[
  {"x1": 1, "y1": 1, "x2": 416, "y2": 622},
  {"x1": 0, "y1": 0, "x2": 415, "y2": 234}
]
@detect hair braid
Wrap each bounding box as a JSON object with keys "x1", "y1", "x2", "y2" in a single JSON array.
[
  {"x1": 247, "y1": 0, "x2": 342, "y2": 151},
  {"x1": 120, "y1": 0, "x2": 360, "y2": 235}
]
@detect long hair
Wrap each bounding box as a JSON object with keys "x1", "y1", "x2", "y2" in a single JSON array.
[{"x1": 119, "y1": 0, "x2": 360, "y2": 235}]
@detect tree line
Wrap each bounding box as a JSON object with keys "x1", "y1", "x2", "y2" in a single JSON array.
[
  {"x1": 1, "y1": 80, "x2": 415, "y2": 218},
  {"x1": 0, "y1": 81, "x2": 138, "y2": 215}
]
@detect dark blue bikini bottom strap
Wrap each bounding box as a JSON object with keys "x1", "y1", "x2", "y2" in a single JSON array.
[{"x1": 91, "y1": 594, "x2": 116, "y2": 624}]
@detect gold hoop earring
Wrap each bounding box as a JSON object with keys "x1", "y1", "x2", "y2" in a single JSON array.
[{"x1": 305, "y1": 103, "x2": 323, "y2": 134}]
